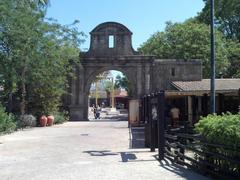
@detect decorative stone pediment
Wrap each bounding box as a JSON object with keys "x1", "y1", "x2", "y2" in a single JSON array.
[{"x1": 84, "y1": 22, "x2": 138, "y2": 56}]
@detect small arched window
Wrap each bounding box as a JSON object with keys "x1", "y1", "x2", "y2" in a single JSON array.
[{"x1": 108, "y1": 35, "x2": 114, "y2": 48}]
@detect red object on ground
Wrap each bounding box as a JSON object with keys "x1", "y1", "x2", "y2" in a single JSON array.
[
  {"x1": 40, "y1": 115, "x2": 48, "y2": 127},
  {"x1": 47, "y1": 115, "x2": 54, "y2": 126}
]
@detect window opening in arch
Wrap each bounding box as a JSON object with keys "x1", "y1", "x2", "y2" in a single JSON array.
[{"x1": 109, "y1": 35, "x2": 114, "y2": 48}]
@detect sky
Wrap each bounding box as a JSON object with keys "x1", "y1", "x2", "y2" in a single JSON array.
[{"x1": 46, "y1": 0, "x2": 205, "y2": 51}]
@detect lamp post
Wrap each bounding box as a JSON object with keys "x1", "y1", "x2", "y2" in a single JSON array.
[{"x1": 210, "y1": 0, "x2": 216, "y2": 113}]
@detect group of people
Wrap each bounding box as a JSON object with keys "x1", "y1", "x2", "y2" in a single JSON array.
[{"x1": 92, "y1": 105, "x2": 101, "y2": 119}]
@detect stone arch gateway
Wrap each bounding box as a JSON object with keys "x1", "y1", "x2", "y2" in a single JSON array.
[{"x1": 68, "y1": 22, "x2": 202, "y2": 121}]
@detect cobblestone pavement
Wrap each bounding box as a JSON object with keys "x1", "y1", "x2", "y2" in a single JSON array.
[{"x1": 0, "y1": 113, "x2": 209, "y2": 180}]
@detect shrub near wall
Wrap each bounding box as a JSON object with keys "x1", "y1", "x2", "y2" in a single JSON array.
[
  {"x1": 195, "y1": 113, "x2": 240, "y2": 147},
  {"x1": 195, "y1": 113, "x2": 240, "y2": 175},
  {"x1": 53, "y1": 111, "x2": 69, "y2": 124},
  {"x1": 0, "y1": 104, "x2": 16, "y2": 134},
  {"x1": 18, "y1": 115, "x2": 37, "y2": 128}
]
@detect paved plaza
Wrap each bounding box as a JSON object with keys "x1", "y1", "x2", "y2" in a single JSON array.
[{"x1": 0, "y1": 113, "x2": 209, "y2": 180}]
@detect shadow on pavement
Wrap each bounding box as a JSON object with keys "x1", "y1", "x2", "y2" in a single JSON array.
[
  {"x1": 157, "y1": 157, "x2": 209, "y2": 180},
  {"x1": 119, "y1": 152, "x2": 156, "y2": 163},
  {"x1": 83, "y1": 149, "x2": 156, "y2": 163},
  {"x1": 120, "y1": 152, "x2": 137, "y2": 162},
  {"x1": 83, "y1": 150, "x2": 119, "y2": 156},
  {"x1": 89, "y1": 114, "x2": 128, "y2": 122}
]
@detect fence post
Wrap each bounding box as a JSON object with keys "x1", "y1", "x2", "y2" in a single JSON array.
[
  {"x1": 158, "y1": 91, "x2": 165, "y2": 160},
  {"x1": 144, "y1": 95, "x2": 150, "y2": 147},
  {"x1": 238, "y1": 88, "x2": 240, "y2": 113},
  {"x1": 149, "y1": 94, "x2": 155, "y2": 152},
  {"x1": 178, "y1": 126, "x2": 185, "y2": 162}
]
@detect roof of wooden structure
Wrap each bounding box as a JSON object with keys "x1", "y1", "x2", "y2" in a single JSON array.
[{"x1": 166, "y1": 79, "x2": 240, "y2": 97}]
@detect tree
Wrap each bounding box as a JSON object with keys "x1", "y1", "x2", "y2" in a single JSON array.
[
  {"x1": 225, "y1": 40, "x2": 240, "y2": 77},
  {"x1": 0, "y1": 0, "x2": 45, "y2": 114},
  {"x1": 27, "y1": 20, "x2": 83, "y2": 115},
  {"x1": 115, "y1": 75, "x2": 132, "y2": 96},
  {"x1": 0, "y1": 0, "x2": 84, "y2": 115},
  {"x1": 138, "y1": 21, "x2": 230, "y2": 78},
  {"x1": 197, "y1": 0, "x2": 240, "y2": 42},
  {"x1": 196, "y1": 0, "x2": 240, "y2": 78}
]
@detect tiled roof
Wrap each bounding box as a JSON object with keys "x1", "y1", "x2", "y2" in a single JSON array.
[{"x1": 171, "y1": 79, "x2": 240, "y2": 91}]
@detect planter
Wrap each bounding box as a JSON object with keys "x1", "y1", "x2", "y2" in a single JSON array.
[
  {"x1": 47, "y1": 115, "x2": 54, "y2": 126},
  {"x1": 39, "y1": 115, "x2": 47, "y2": 127}
]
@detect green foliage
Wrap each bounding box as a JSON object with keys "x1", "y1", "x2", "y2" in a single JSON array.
[
  {"x1": 0, "y1": 104, "x2": 16, "y2": 134},
  {"x1": 53, "y1": 111, "x2": 68, "y2": 124},
  {"x1": 18, "y1": 115, "x2": 37, "y2": 128},
  {"x1": 103, "y1": 80, "x2": 113, "y2": 93},
  {"x1": 197, "y1": 0, "x2": 240, "y2": 42},
  {"x1": 195, "y1": 113, "x2": 240, "y2": 174},
  {"x1": 0, "y1": 0, "x2": 85, "y2": 115},
  {"x1": 195, "y1": 0, "x2": 240, "y2": 78},
  {"x1": 115, "y1": 75, "x2": 132, "y2": 96},
  {"x1": 225, "y1": 40, "x2": 240, "y2": 77},
  {"x1": 195, "y1": 113, "x2": 240, "y2": 147},
  {"x1": 138, "y1": 21, "x2": 229, "y2": 78}
]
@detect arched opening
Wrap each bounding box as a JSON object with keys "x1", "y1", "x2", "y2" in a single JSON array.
[{"x1": 87, "y1": 70, "x2": 132, "y2": 121}]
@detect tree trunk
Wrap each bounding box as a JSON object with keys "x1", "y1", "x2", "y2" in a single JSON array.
[
  {"x1": 20, "y1": 68, "x2": 26, "y2": 115},
  {"x1": 7, "y1": 92, "x2": 13, "y2": 113}
]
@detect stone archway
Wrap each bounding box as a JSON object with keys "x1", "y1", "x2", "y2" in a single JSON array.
[
  {"x1": 85, "y1": 68, "x2": 134, "y2": 116},
  {"x1": 68, "y1": 22, "x2": 202, "y2": 121},
  {"x1": 69, "y1": 22, "x2": 153, "y2": 120},
  {"x1": 85, "y1": 67, "x2": 135, "y2": 97}
]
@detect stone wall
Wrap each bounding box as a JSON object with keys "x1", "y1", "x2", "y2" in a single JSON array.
[{"x1": 151, "y1": 59, "x2": 202, "y2": 91}]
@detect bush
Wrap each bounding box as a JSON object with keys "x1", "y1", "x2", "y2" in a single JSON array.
[
  {"x1": 53, "y1": 111, "x2": 68, "y2": 124},
  {"x1": 195, "y1": 113, "x2": 240, "y2": 147},
  {"x1": 195, "y1": 113, "x2": 240, "y2": 174},
  {"x1": 0, "y1": 104, "x2": 17, "y2": 134},
  {"x1": 18, "y1": 114, "x2": 37, "y2": 128}
]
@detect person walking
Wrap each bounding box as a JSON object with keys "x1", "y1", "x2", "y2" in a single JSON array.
[
  {"x1": 95, "y1": 105, "x2": 101, "y2": 119},
  {"x1": 170, "y1": 105, "x2": 180, "y2": 128},
  {"x1": 92, "y1": 105, "x2": 97, "y2": 119}
]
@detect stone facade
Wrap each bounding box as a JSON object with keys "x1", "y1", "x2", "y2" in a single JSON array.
[{"x1": 68, "y1": 22, "x2": 202, "y2": 121}]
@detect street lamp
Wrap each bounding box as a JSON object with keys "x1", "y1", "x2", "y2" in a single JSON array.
[{"x1": 210, "y1": 0, "x2": 216, "y2": 113}]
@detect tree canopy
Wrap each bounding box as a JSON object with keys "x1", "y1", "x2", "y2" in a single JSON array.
[
  {"x1": 138, "y1": 21, "x2": 230, "y2": 78},
  {"x1": 115, "y1": 75, "x2": 132, "y2": 96},
  {"x1": 197, "y1": 0, "x2": 240, "y2": 42},
  {"x1": 0, "y1": 0, "x2": 84, "y2": 115},
  {"x1": 139, "y1": 0, "x2": 240, "y2": 78}
]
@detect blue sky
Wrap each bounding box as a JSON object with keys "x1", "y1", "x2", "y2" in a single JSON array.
[{"x1": 46, "y1": 0, "x2": 205, "y2": 51}]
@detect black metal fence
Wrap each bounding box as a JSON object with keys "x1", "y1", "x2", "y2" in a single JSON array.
[{"x1": 141, "y1": 91, "x2": 240, "y2": 179}]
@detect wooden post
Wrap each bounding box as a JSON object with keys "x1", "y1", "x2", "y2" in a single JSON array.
[
  {"x1": 218, "y1": 93, "x2": 224, "y2": 114},
  {"x1": 203, "y1": 94, "x2": 208, "y2": 116},
  {"x1": 238, "y1": 88, "x2": 240, "y2": 113},
  {"x1": 187, "y1": 96, "x2": 193, "y2": 126},
  {"x1": 149, "y1": 94, "x2": 155, "y2": 152},
  {"x1": 158, "y1": 91, "x2": 165, "y2": 160},
  {"x1": 146, "y1": 95, "x2": 152, "y2": 147}
]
